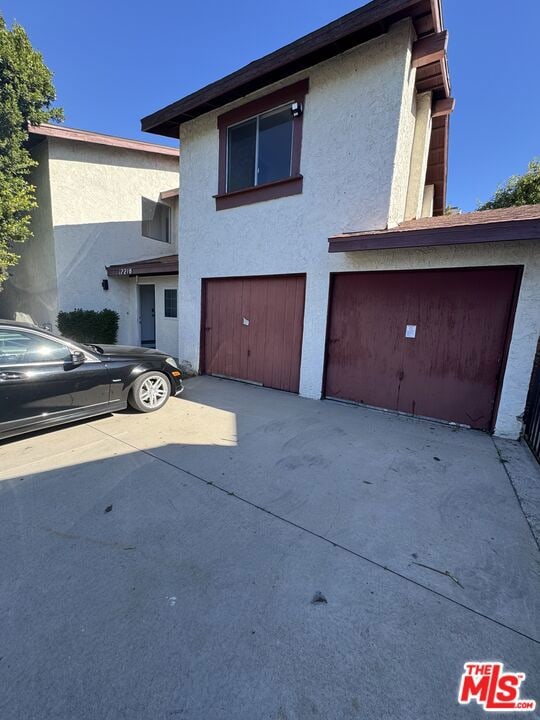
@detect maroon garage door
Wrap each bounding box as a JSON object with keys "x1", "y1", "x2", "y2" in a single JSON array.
[
  {"x1": 202, "y1": 275, "x2": 305, "y2": 393},
  {"x1": 324, "y1": 267, "x2": 520, "y2": 430}
]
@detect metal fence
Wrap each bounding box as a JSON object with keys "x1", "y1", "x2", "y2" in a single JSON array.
[{"x1": 524, "y1": 338, "x2": 540, "y2": 463}]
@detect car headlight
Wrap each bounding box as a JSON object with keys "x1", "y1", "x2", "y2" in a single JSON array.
[{"x1": 165, "y1": 357, "x2": 178, "y2": 369}]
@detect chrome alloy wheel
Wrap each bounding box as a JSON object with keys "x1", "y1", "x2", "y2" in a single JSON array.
[{"x1": 139, "y1": 375, "x2": 168, "y2": 409}]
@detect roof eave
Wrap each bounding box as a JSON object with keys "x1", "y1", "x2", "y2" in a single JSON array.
[
  {"x1": 328, "y1": 219, "x2": 540, "y2": 252},
  {"x1": 141, "y1": 0, "x2": 439, "y2": 137},
  {"x1": 29, "y1": 124, "x2": 179, "y2": 157},
  {"x1": 106, "y1": 255, "x2": 179, "y2": 277}
]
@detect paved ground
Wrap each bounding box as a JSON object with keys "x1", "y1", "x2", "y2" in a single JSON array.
[{"x1": 1, "y1": 375, "x2": 539, "y2": 719}]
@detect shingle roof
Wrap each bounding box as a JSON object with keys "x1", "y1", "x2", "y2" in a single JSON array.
[{"x1": 329, "y1": 205, "x2": 540, "y2": 252}]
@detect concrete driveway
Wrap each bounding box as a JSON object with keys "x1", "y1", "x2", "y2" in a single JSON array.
[{"x1": 1, "y1": 375, "x2": 539, "y2": 719}]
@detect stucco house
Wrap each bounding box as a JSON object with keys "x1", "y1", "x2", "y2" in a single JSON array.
[
  {"x1": 0, "y1": 124, "x2": 180, "y2": 357},
  {"x1": 141, "y1": 0, "x2": 540, "y2": 441}
]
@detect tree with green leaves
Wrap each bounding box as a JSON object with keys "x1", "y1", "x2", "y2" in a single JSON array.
[
  {"x1": 0, "y1": 15, "x2": 63, "y2": 284},
  {"x1": 478, "y1": 160, "x2": 540, "y2": 210}
]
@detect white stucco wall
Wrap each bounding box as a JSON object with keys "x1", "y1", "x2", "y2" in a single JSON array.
[
  {"x1": 178, "y1": 20, "x2": 416, "y2": 391},
  {"x1": 47, "y1": 138, "x2": 179, "y2": 344},
  {"x1": 404, "y1": 92, "x2": 432, "y2": 221},
  {"x1": 421, "y1": 184, "x2": 435, "y2": 217},
  {"x1": 175, "y1": 17, "x2": 539, "y2": 439},
  {"x1": 387, "y1": 31, "x2": 418, "y2": 228},
  {"x1": 0, "y1": 142, "x2": 58, "y2": 327}
]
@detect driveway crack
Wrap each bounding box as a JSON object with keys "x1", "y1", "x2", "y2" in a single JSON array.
[
  {"x1": 89, "y1": 423, "x2": 540, "y2": 646},
  {"x1": 491, "y1": 436, "x2": 540, "y2": 554}
]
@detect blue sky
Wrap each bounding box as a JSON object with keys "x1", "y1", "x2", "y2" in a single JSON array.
[{"x1": 2, "y1": 0, "x2": 538, "y2": 210}]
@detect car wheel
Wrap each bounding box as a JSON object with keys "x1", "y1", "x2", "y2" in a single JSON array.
[{"x1": 128, "y1": 372, "x2": 171, "y2": 412}]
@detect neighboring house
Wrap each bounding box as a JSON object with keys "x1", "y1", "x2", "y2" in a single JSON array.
[
  {"x1": 140, "y1": 0, "x2": 539, "y2": 441},
  {"x1": 0, "y1": 124, "x2": 180, "y2": 357}
]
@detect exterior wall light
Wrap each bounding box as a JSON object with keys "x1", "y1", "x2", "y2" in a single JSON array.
[{"x1": 102, "y1": 279, "x2": 109, "y2": 291}]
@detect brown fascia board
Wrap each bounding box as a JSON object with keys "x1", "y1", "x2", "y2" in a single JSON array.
[
  {"x1": 432, "y1": 96, "x2": 455, "y2": 117},
  {"x1": 29, "y1": 124, "x2": 179, "y2": 157},
  {"x1": 160, "y1": 188, "x2": 179, "y2": 200},
  {"x1": 141, "y1": 0, "x2": 434, "y2": 137},
  {"x1": 328, "y1": 219, "x2": 540, "y2": 253},
  {"x1": 430, "y1": 0, "x2": 443, "y2": 32},
  {"x1": 411, "y1": 30, "x2": 447, "y2": 67},
  {"x1": 107, "y1": 255, "x2": 179, "y2": 277}
]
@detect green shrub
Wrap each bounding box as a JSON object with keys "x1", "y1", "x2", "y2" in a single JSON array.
[{"x1": 57, "y1": 308, "x2": 119, "y2": 344}]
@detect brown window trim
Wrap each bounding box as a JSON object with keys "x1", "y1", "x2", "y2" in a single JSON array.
[
  {"x1": 214, "y1": 174, "x2": 303, "y2": 210},
  {"x1": 216, "y1": 78, "x2": 309, "y2": 211}
]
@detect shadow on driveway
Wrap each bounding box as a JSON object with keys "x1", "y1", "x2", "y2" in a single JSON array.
[{"x1": 1, "y1": 375, "x2": 539, "y2": 719}]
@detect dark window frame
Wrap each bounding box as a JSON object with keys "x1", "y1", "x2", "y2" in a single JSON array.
[
  {"x1": 215, "y1": 79, "x2": 309, "y2": 211},
  {"x1": 164, "y1": 288, "x2": 178, "y2": 318}
]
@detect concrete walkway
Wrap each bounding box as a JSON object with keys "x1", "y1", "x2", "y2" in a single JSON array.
[{"x1": 1, "y1": 375, "x2": 539, "y2": 719}]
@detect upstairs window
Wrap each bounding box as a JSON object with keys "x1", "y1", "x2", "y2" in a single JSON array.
[
  {"x1": 216, "y1": 79, "x2": 309, "y2": 210},
  {"x1": 142, "y1": 198, "x2": 170, "y2": 243},
  {"x1": 227, "y1": 105, "x2": 294, "y2": 192}
]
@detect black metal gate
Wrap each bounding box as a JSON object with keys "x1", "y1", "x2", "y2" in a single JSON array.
[{"x1": 524, "y1": 338, "x2": 540, "y2": 463}]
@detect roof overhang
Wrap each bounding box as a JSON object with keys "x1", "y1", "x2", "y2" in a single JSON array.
[
  {"x1": 328, "y1": 209, "x2": 540, "y2": 252},
  {"x1": 141, "y1": 0, "x2": 446, "y2": 138},
  {"x1": 411, "y1": 26, "x2": 452, "y2": 216},
  {"x1": 29, "y1": 124, "x2": 179, "y2": 158},
  {"x1": 159, "y1": 188, "x2": 179, "y2": 201},
  {"x1": 106, "y1": 255, "x2": 178, "y2": 277}
]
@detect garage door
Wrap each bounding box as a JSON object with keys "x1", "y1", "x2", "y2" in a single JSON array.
[
  {"x1": 203, "y1": 275, "x2": 305, "y2": 393},
  {"x1": 324, "y1": 267, "x2": 520, "y2": 430}
]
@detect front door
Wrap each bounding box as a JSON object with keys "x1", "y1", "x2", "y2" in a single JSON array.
[{"x1": 139, "y1": 284, "x2": 156, "y2": 348}]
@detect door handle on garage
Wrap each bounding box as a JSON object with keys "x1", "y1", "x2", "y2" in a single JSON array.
[{"x1": 0, "y1": 371, "x2": 25, "y2": 381}]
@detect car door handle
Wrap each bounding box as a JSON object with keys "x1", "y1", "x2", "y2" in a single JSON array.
[{"x1": 0, "y1": 371, "x2": 25, "y2": 381}]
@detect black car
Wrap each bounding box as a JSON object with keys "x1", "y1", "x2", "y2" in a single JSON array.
[{"x1": 0, "y1": 320, "x2": 184, "y2": 441}]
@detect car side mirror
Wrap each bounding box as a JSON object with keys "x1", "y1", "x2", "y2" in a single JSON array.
[{"x1": 69, "y1": 351, "x2": 86, "y2": 366}]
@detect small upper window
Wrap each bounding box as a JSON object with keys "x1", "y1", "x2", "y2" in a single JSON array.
[
  {"x1": 164, "y1": 289, "x2": 177, "y2": 318},
  {"x1": 216, "y1": 79, "x2": 308, "y2": 210},
  {"x1": 227, "y1": 105, "x2": 294, "y2": 193},
  {"x1": 142, "y1": 198, "x2": 170, "y2": 243}
]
